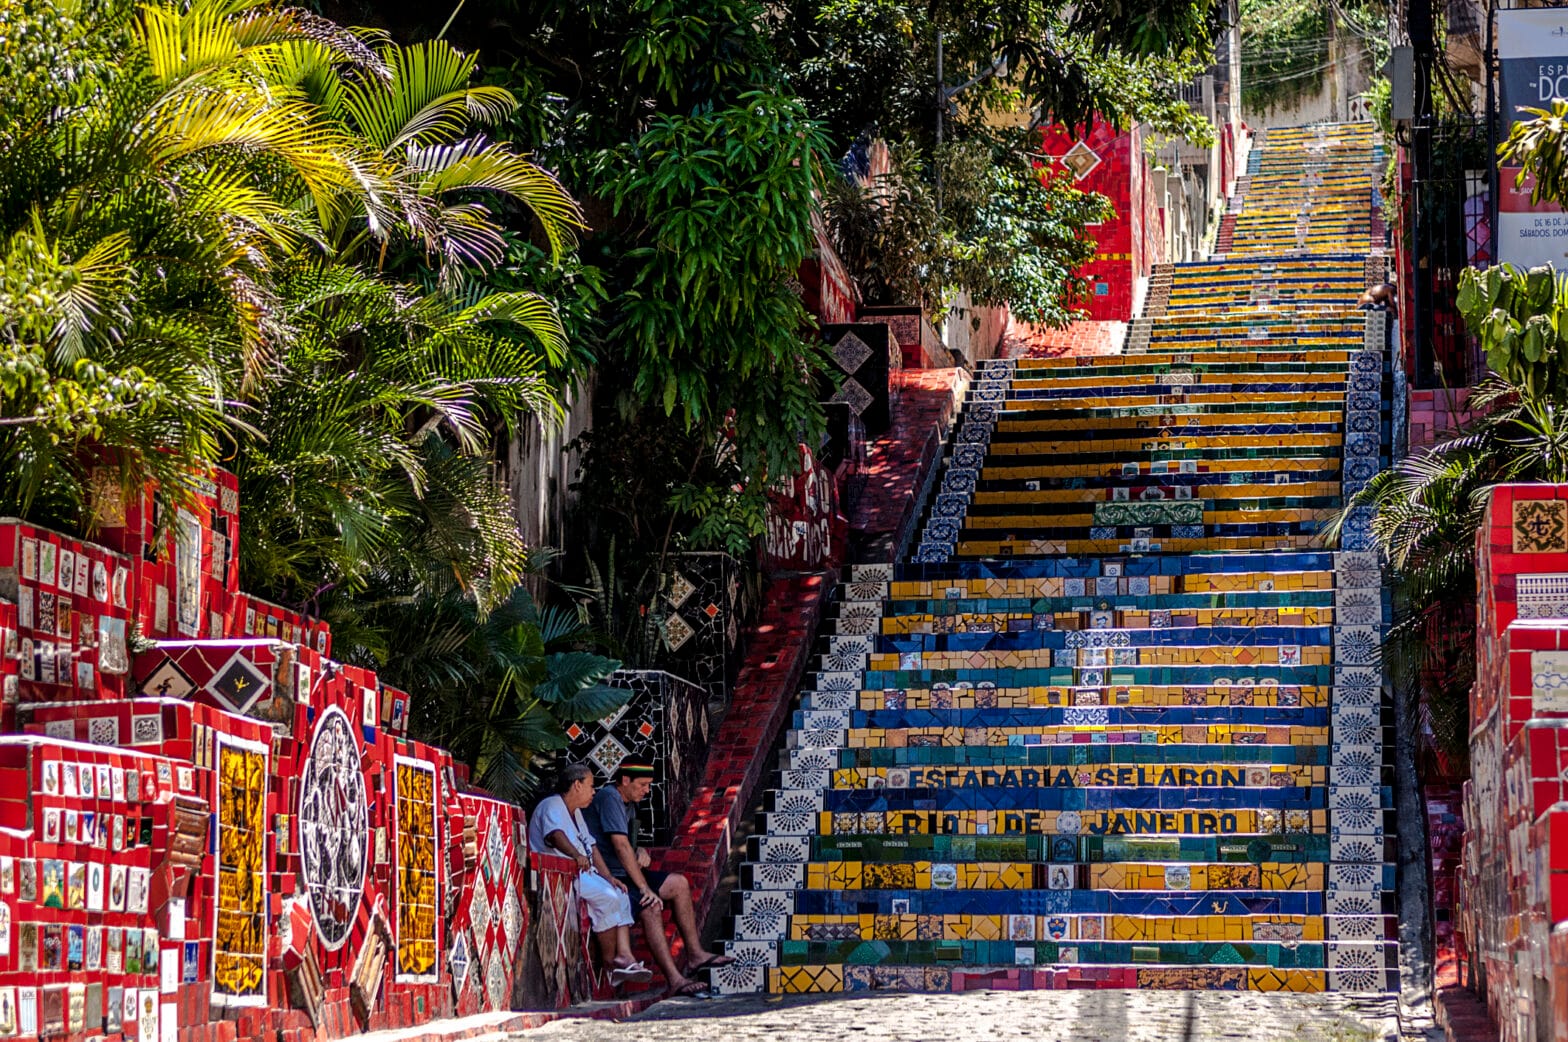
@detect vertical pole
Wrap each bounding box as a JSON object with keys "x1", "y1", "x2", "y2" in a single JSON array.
[
  {"x1": 1410, "y1": 0, "x2": 1436, "y2": 388},
  {"x1": 1486, "y1": 0, "x2": 1498, "y2": 271},
  {"x1": 935, "y1": 29, "x2": 945, "y2": 213}
]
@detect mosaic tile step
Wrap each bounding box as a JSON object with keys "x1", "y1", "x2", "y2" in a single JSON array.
[
  {"x1": 836, "y1": 623, "x2": 1336, "y2": 654},
  {"x1": 743, "y1": 963, "x2": 1396, "y2": 996},
  {"x1": 743, "y1": 887, "x2": 1382, "y2": 918},
  {"x1": 771, "y1": 781, "x2": 1343, "y2": 813},
  {"x1": 1013, "y1": 351, "x2": 1361, "y2": 370},
  {"x1": 999, "y1": 392, "x2": 1349, "y2": 414},
  {"x1": 746, "y1": 938, "x2": 1399, "y2": 974},
  {"x1": 762, "y1": 913, "x2": 1397, "y2": 945},
  {"x1": 978, "y1": 437, "x2": 1348, "y2": 460},
  {"x1": 795, "y1": 707, "x2": 1341, "y2": 733},
  {"x1": 1009, "y1": 357, "x2": 1359, "y2": 378},
  {"x1": 1005, "y1": 374, "x2": 1356, "y2": 395},
  {"x1": 856, "y1": 604, "x2": 1347, "y2": 633},
  {"x1": 969, "y1": 461, "x2": 1344, "y2": 485},
  {"x1": 773, "y1": 807, "x2": 1349, "y2": 838},
  {"x1": 955, "y1": 505, "x2": 1346, "y2": 531},
  {"x1": 751, "y1": 831, "x2": 1386, "y2": 864},
  {"x1": 835, "y1": 669, "x2": 1342, "y2": 694},
  {"x1": 834, "y1": 667, "x2": 1335, "y2": 689},
  {"x1": 951, "y1": 535, "x2": 1328, "y2": 556},
  {"x1": 950, "y1": 515, "x2": 1340, "y2": 541},
  {"x1": 861, "y1": 612, "x2": 1345, "y2": 639},
  {"x1": 744, "y1": 859, "x2": 1343, "y2": 892},
  {"x1": 877, "y1": 549, "x2": 1350, "y2": 581},
  {"x1": 800, "y1": 678, "x2": 1348, "y2": 707},
  {"x1": 812, "y1": 762, "x2": 1334, "y2": 789},
  {"x1": 987, "y1": 419, "x2": 1348, "y2": 441},
  {"x1": 784, "y1": 742, "x2": 1337, "y2": 772}
]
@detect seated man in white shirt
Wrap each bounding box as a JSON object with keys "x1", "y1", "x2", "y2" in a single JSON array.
[{"x1": 527, "y1": 763, "x2": 652, "y2": 986}]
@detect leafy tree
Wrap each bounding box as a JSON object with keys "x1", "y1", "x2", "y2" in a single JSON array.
[
  {"x1": 0, "y1": 0, "x2": 383, "y2": 522},
  {"x1": 591, "y1": 91, "x2": 834, "y2": 481},
  {"x1": 821, "y1": 142, "x2": 1111, "y2": 323},
  {"x1": 1455, "y1": 264, "x2": 1568, "y2": 400},
  {"x1": 0, "y1": 0, "x2": 618, "y2": 793}
]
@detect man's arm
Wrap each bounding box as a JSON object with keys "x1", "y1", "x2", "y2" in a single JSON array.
[
  {"x1": 608, "y1": 834, "x2": 662, "y2": 908},
  {"x1": 588, "y1": 842, "x2": 627, "y2": 892},
  {"x1": 543, "y1": 830, "x2": 590, "y2": 872}
]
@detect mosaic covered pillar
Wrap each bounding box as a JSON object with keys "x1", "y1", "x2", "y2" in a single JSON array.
[
  {"x1": 659, "y1": 552, "x2": 749, "y2": 708},
  {"x1": 565, "y1": 670, "x2": 711, "y2": 846},
  {"x1": 821, "y1": 322, "x2": 898, "y2": 437}
]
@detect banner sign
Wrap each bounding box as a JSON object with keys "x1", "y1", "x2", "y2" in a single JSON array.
[{"x1": 1498, "y1": 8, "x2": 1568, "y2": 268}]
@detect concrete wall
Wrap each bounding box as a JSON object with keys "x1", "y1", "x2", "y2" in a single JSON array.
[{"x1": 1241, "y1": 29, "x2": 1374, "y2": 129}]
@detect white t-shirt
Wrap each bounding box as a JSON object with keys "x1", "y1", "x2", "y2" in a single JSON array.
[{"x1": 528, "y1": 794, "x2": 596, "y2": 857}]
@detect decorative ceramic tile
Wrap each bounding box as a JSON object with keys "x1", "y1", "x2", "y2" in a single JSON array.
[
  {"x1": 832, "y1": 377, "x2": 875, "y2": 417},
  {"x1": 1517, "y1": 573, "x2": 1568, "y2": 620},
  {"x1": 1531, "y1": 651, "x2": 1568, "y2": 712},
  {"x1": 1514, "y1": 498, "x2": 1568, "y2": 553}
]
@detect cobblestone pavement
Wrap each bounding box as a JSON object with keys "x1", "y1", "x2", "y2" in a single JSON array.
[{"x1": 519, "y1": 990, "x2": 1420, "y2": 1042}]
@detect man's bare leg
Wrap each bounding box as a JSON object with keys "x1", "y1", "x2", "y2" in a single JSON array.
[
  {"x1": 594, "y1": 928, "x2": 619, "y2": 966},
  {"x1": 658, "y1": 873, "x2": 722, "y2": 964},
  {"x1": 636, "y1": 904, "x2": 696, "y2": 988}
]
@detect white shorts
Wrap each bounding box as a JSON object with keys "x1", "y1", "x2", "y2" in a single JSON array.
[{"x1": 579, "y1": 870, "x2": 634, "y2": 931}]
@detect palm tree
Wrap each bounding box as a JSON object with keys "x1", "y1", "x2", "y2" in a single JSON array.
[
  {"x1": 1337, "y1": 375, "x2": 1568, "y2": 767},
  {"x1": 0, "y1": 0, "x2": 388, "y2": 523},
  {"x1": 234, "y1": 263, "x2": 564, "y2": 612},
  {"x1": 283, "y1": 37, "x2": 584, "y2": 285}
]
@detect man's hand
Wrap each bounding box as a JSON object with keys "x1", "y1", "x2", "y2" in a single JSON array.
[
  {"x1": 638, "y1": 887, "x2": 663, "y2": 911},
  {"x1": 574, "y1": 854, "x2": 591, "y2": 873},
  {"x1": 636, "y1": 848, "x2": 651, "y2": 869}
]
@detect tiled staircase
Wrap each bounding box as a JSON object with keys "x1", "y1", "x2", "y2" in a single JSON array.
[{"x1": 714, "y1": 122, "x2": 1398, "y2": 997}]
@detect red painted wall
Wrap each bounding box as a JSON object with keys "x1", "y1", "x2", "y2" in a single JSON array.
[{"x1": 1038, "y1": 120, "x2": 1163, "y2": 321}]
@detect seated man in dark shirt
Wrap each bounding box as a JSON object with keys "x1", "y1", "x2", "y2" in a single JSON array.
[{"x1": 582, "y1": 763, "x2": 733, "y2": 997}]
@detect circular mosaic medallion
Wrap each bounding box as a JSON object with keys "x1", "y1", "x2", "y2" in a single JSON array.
[{"x1": 297, "y1": 705, "x2": 369, "y2": 949}]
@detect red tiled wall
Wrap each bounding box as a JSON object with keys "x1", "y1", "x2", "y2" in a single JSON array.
[
  {"x1": 0, "y1": 471, "x2": 582, "y2": 1041},
  {"x1": 1456, "y1": 485, "x2": 1568, "y2": 1042}
]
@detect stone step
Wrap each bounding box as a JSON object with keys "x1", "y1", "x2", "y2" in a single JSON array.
[
  {"x1": 800, "y1": 761, "x2": 1340, "y2": 790},
  {"x1": 743, "y1": 912, "x2": 1395, "y2": 946},
  {"x1": 734, "y1": 888, "x2": 1387, "y2": 920},
  {"x1": 739, "y1": 859, "x2": 1359, "y2": 892},
  {"x1": 747, "y1": 830, "x2": 1382, "y2": 864}
]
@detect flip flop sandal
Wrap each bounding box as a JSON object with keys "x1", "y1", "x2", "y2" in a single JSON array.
[
  {"x1": 610, "y1": 963, "x2": 654, "y2": 986},
  {"x1": 663, "y1": 980, "x2": 710, "y2": 999},
  {"x1": 687, "y1": 954, "x2": 736, "y2": 972}
]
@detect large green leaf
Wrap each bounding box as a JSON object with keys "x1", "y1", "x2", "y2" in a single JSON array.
[
  {"x1": 533, "y1": 651, "x2": 622, "y2": 703},
  {"x1": 551, "y1": 683, "x2": 632, "y2": 723}
]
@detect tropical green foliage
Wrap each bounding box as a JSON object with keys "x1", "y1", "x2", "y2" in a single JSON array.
[
  {"x1": 821, "y1": 142, "x2": 1112, "y2": 322},
  {"x1": 1, "y1": 0, "x2": 373, "y2": 519},
  {"x1": 338, "y1": 0, "x2": 1229, "y2": 589},
  {"x1": 374, "y1": 585, "x2": 628, "y2": 804},
  {"x1": 1456, "y1": 264, "x2": 1568, "y2": 399},
  {"x1": 0, "y1": 0, "x2": 617, "y2": 789},
  {"x1": 1499, "y1": 99, "x2": 1568, "y2": 208},
  {"x1": 591, "y1": 91, "x2": 835, "y2": 481}
]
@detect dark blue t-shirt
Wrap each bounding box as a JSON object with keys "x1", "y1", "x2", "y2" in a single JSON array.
[{"x1": 583, "y1": 786, "x2": 637, "y2": 876}]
